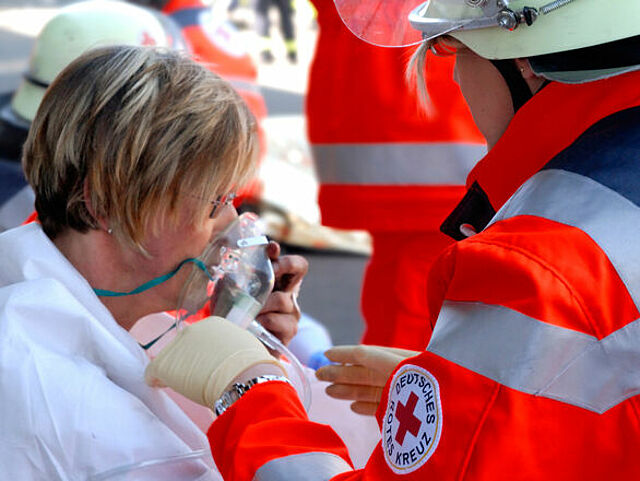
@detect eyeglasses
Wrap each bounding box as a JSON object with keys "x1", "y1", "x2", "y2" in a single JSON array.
[{"x1": 209, "y1": 192, "x2": 236, "y2": 218}]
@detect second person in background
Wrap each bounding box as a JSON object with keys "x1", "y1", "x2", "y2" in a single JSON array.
[{"x1": 306, "y1": 0, "x2": 485, "y2": 350}]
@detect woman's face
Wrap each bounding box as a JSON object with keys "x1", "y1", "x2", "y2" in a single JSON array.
[
  {"x1": 133, "y1": 195, "x2": 239, "y2": 314},
  {"x1": 453, "y1": 47, "x2": 515, "y2": 150}
]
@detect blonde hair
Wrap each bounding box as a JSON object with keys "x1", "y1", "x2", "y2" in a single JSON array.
[
  {"x1": 406, "y1": 40, "x2": 432, "y2": 111},
  {"x1": 406, "y1": 37, "x2": 461, "y2": 111},
  {"x1": 23, "y1": 45, "x2": 258, "y2": 253}
]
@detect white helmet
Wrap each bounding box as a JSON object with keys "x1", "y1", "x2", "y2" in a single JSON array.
[
  {"x1": 335, "y1": 0, "x2": 640, "y2": 58},
  {"x1": 11, "y1": 0, "x2": 172, "y2": 123}
]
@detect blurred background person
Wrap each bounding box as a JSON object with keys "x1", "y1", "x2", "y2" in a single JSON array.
[
  {"x1": 306, "y1": 0, "x2": 485, "y2": 350},
  {"x1": 254, "y1": 0, "x2": 297, "y2": 63}
]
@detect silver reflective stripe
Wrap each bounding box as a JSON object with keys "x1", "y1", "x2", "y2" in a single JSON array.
[
  {"x1": 227, "y1": 77, "x2": 262, "y2": 95},
  {"x1": 312, "y1": 143, "x2": 486, "y2": 185},
  {"x1": 253, "y1": 452, "x2": 353, "y2": 481},
  {"x1": 428, "y1": 169, "x2": 640, "y2": 413},
  {"x1": 490, "y1": 169, "x2": 640, "y2": 311},
  {"x1": 428, "y1": 301, "x2": 640, "y2": 413}
]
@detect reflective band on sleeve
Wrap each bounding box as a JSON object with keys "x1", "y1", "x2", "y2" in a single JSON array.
[
  {"x1": 428, "y1": 300, "x2": 640, "y2": 413},
  {"x1": 490, "y1": 169, "x2": 640, "y2": 311},
  {"x1": 312, "y1": 143, "x2": 486, "y2": 185},
  {"x1": 253, "y1": 452, "x2": 353, "y2": 481}
]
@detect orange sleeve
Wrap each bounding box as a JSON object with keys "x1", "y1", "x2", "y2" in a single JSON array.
[
  {"x1": 431, "y1": 215, "x2": 639, "y2": 336},
  {"x1": 208, "y1": 381, "x2": 358, "y2": 481}
]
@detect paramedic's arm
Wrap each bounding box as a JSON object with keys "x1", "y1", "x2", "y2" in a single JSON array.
[{"x1": 145, "y1": 317, "x2": 358, "y2": 481}]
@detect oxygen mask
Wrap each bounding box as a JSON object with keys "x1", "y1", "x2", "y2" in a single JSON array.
[
  {"x1": 177, "y1": 212, "x2": 274, "y2": 327},
  {"x1": 176, "y1": 212, "x2": 311, "y2": 410}
]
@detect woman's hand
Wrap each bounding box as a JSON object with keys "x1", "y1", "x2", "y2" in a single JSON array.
[{"x1": 257, "y1": 241, "x2": 308, "y2": 346}]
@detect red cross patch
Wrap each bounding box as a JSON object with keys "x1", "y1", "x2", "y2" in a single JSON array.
[{"x1": 382, "y1": 364, "x2": 443, "y2": 474}]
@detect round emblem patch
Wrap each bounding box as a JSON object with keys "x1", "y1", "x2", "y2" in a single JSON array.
[{"x1": 382, "y1": 364, "x2": 443, "y2": 475}]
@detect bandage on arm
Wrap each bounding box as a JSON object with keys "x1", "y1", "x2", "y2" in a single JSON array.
[{"x1": 145, "y1": 316, "x2": 287, "y2": 409}]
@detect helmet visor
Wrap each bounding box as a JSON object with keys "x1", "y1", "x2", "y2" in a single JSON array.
[
  {"x1": 333, "y1": 0, "x2": 423, "y2": 47},
  {"x1": 333, "y1": 0, "x2": 496, "y2": 47}
]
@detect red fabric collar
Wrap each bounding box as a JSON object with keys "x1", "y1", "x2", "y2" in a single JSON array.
[{"x1": 467, "y1": 70, "x2": 640, "y2": 211}]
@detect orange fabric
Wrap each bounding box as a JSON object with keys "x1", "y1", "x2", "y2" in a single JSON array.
[
  {"x1": 318, "y1": 185, "x2": 466, "y2": 232},
  {"x1": 205, "y1": 70, "x2": 640, "y2": 480},
  {"x1": 208, "y1": 381, "x2": 353, "y2": 481},
  {"x1": 468, "y1": 70, "x2": 640, "y2": 211},
  {"x1": 307, "y1": 0, "x2": 482, "y2": 145},
  {"x1": 22, "y1": 211, "x2": 37, "y2": 224},
  {"x1": 307, "y1": 0, "x2": 483, "y2": 349},
  {"x1": 428, "y1": 215, "x2": 640, "y2": 337},
  {"x1": 168, "y1": 15, "x2": 266, "y2": 122},
  {"x1": 307, "y1": 0, "x2": 483, "y2": 231},
  {"x1": 180, "y1": 26, "x2": 258, "y2": 81},
  {"x1": 363, "y1": 352, "x2": 640, "y2": 480},
  {"x1": 163, "y1": 0, "x2": 207, "y2": 14},
  {"x1": 210, "y1": 349, "x2": 640, "y2": 480},
  {"x1": 360, "y1": 230, "x2": 455, "y2": 349}
]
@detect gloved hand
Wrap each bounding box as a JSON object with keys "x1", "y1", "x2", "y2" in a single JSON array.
[
  {"x1": 145, "y1": 316, "x2": 287, "y2": 409},
  {"x1": 315, "y1": 345, "x2": 420, "y2": 416}
]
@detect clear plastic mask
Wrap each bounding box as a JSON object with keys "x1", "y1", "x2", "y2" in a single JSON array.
[{"x1": 176, "y1": 212, "x2": 273, "y2": 328}]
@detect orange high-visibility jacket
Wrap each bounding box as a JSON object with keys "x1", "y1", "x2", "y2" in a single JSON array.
[
  {"x1": 307, "y1": 0, "x2": 484, "y2": 232},
  {"x1": 207, "y1": 71, "x2": 640, "y2": 479},
  {"x1": 307, "y1": 0, "x2": 485, "y2": 349}
]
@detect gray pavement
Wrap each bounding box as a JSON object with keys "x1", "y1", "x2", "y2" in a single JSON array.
[{"x1": 0, "y1": 2, "x2": 368, "y2": 345}]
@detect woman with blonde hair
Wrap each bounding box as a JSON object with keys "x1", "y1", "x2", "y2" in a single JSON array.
[{"x1": 0, "y1": 45, "x2": 305, "y2": 479}]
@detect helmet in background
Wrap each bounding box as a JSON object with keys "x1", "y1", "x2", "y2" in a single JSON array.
[{"x1": 10, "y1": 0, "x2": 174, "y2": 123}]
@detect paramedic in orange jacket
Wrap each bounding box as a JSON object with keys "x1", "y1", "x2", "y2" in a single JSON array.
[
  {"x1": 307, "y1": 0, "x2": 485, "y2": 349},
  {"x1": 146, "y1": 0, "x2": 640, "y2": 478}
]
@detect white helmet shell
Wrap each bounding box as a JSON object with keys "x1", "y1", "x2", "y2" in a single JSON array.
[
  {"x1": 335, "y1": 0, "x2": 640, "y2": 58},
  {"x1": 12, "y1": 0, "x2": 171, "y2": 122},
  {"x1": 446, "y1": 0, "x2": 640, "y2": 59}
]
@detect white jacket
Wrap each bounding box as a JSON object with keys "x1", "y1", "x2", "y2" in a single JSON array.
[{"x1": 0, "y1": 223, "x2": 216, "y2": 480}]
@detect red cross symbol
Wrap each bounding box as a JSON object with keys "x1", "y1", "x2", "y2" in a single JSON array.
[
  {"x1": 395, "y1": 392, "x2": 422, "y2": 445},
  {"x1": 140, "y1": 31, "x2": 157, "y2": 46}
]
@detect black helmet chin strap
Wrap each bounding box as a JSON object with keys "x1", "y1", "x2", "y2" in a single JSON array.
[{"x1": 489, "y1": 59, "x2": 534, "y2": 114}]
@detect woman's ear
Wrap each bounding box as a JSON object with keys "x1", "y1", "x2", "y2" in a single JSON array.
[{"x1": 515, "y1": 58, "x2": 547, "y2": 94}]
